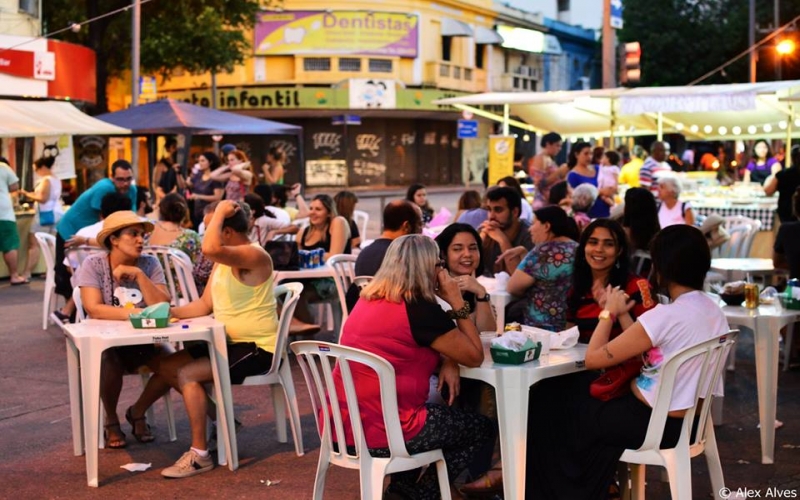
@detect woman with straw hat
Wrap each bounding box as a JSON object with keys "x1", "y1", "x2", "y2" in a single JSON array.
[{"x1": 72, "y1": 210, "x2": 171, "y2": 448}]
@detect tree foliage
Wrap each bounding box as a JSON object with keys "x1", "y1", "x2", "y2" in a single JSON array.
[
  {"x1": 617, "y1": 0, "x2": 782, "y2": 86},
  {"x1": 43, "y1": 0, "x2": 271, "y2": 111}
]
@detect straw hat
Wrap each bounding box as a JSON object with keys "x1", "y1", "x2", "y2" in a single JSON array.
[{"x1": 96, "y1": 211, "x2": 154, "y2": 249}]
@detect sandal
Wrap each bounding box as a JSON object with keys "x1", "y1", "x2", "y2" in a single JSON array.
[
  {"x1": 103, "y1": 423, "x2": 127, "y2": 449},
  {"x1": 125, "y1": 406, "x2": 155, "y2": 443},
  {"x1": 459, "y1": 468, "x2": 503, "y2": 498}
]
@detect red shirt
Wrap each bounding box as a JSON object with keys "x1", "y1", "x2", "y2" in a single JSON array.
[
  {"x1": 567, "y1": 274, "x2": 656, "y2": 343},
  {"x1": 332, "y1": 297, "x2": 454, "y2": 449}
]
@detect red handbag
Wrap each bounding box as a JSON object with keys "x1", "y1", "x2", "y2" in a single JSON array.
[{"x1": 589, "y1": 357, "x2": 644, "y2": 401}]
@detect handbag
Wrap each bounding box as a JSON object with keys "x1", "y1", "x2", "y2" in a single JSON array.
[
  {"x1": 38, "y1": 209, "x2": 56, "y2": 226},
  {"x1": 589, "y1": 357, "x2": 644, "y2": 401},
  {"x1": 264, "y1": 240, "x2": 299, "y2": 271}
]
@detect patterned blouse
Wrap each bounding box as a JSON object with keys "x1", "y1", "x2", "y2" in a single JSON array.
[
  {"x1": 516, "y1": 239, "x2": 579, "y2": 331},
  {"x1": 145, "y1": 229, "x2": 212, "y2": 295}
]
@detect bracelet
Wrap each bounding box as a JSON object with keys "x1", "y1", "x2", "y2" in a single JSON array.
[{"x1": 447, "y1": 301, "x2": 471, "y2": 320}]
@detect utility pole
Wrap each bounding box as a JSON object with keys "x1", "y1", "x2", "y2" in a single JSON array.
[
  {"x1": 749, "y1": 0, "x2": 756, "y2": 83},
  {"x1": 131, "y1": 0, "x2": 141, "y2": 178},
  {"x1": 602, "y1": 0, "x2": 617, "y2": 89}
]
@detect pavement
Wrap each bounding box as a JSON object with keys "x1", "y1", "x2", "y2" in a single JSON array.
[{"x1": 2, "y1": 189, "x2": 800, "y2": 499}]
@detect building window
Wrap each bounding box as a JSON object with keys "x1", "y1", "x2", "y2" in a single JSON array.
[
  {"x1": 304, "y1": 58, "x2": 331, "y2": 71},
  {"x1": 557, "y1": 0, "x2": 570, "y2": 12},
  {"x1": 368, "y1": 59, "x2": 393, "y2": 73},
  {"x1": 19, "y1": 0, "x2": 37, "y2": 16},
  {"x1": 442, "y1": 36, "x2": 452, "y2": 61},
  {"x1": 339, "y1": 58, "x2": 362, "y2": 72},
  {"x1": 476, "y1": 46, "x2": 485, "y2": 69}
]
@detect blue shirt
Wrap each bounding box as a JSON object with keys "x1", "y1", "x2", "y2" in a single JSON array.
[
  {"x1": 57, "y1": 179, "x2": 137, "y2": 240},
  {"x1": 567, "y1": 169, "x2": 610, "y2": 218}
]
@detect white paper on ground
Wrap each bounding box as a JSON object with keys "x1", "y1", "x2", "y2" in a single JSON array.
[{"x1": 120, "y1": 462, "x2": 152, "y2": 472}]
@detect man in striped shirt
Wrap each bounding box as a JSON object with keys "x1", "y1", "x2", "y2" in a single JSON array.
[{"x1": 638, "y1": 141, "x2": 672, "y2": 196}]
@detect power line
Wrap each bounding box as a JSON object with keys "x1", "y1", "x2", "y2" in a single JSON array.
[
  {"x1": 0, "y1": 0, "x2": 156, "y2": 54},
  {"x1": 688, "y1": 13, "x2": 800, "y2": 86}
]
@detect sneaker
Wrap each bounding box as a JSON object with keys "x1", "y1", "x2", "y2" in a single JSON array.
[
  {"x1": 208, "y1": 419, "x2": 243, "y2": 452},
  {"x1": 161, "y1": 450, "x2": 214, "y2": 479}
]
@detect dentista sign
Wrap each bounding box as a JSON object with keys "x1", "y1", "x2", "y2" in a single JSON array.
[{"x1": 254, "y1": 10, "x2": 419, "y2": 57}]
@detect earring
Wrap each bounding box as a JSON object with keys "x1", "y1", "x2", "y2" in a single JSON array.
[{"x1": 615, "y1": 260, "x2": 621, "y2": 269}]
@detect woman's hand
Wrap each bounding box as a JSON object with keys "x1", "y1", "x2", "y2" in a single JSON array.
[
  {"x1": 495, "y1": 246, "x2": 528, "y2": 265},
  {"x1": 437, "y1": 358, "x2": 461, "y2": 405},
  {"x1": 604, "y1": 285, "x2": 634, "y2": 315},
  {"x1": 216, "y1": 200, "x2": 241, "y2": 218},
  {"x1": 454, "y1": 274, "x2": 486, "y2": 296},
  {"x1": 437, "y1": 269, "x2": 465, "y2": 308},
  {"x1": 113, "y1": 265, "x2": 142, "y2": 283},
  {"x1": 592, "y1": 280, "x2": 608, "y2": 308}
]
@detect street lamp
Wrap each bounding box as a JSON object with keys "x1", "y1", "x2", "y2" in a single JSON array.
[{"x1": 777, "y1": 39, "x2": 795, "y2": 55}]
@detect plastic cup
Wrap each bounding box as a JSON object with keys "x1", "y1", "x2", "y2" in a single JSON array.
[{"x1": 491, "y1": 291, "x2": 509, "y2": 334}]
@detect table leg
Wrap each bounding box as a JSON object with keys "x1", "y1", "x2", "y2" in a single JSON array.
[
  {"x1": 65, "y1": 337, "x2": 84, "y2": 456},
  {"x1": 208, "y1": 328, "x2": 238, "y2": 471},
  {"x1": 753, "y1": 318, "x2": 779, "y2": 464},
  {"x1": 79, "y1": 344, "x2": 103, "y2": 487},
  {"x1": 494, "y1": 369, "x2": 529, "y2": 500}
]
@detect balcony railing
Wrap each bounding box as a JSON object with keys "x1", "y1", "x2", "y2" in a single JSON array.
[
  {"x1": 424, "y1": 61, "x2": 487, "y2": 92},
  {"x1": 493, "y1": 73, "x2": 539, "y2": 92}
]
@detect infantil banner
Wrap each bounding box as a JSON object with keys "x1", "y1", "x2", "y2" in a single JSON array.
[{"x1": 254, "y1": 11, "x2": 418, "y2": 57}]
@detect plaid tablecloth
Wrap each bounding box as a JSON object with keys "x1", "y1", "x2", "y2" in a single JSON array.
[{"x1": 692, "y1": 205, "x2": 776, "y2": 231}]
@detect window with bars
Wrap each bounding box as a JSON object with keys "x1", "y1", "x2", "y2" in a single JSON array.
[
  {"x1": 368, "y1": 59, "x2": 393, "y2": 73},
  {"x1": 339, "y1": 58, "x2": 362, "y2": 72},
  {"x1": 304, "y1": 58, "x2": 331, "y2": 71},
  {"x1": 19, "y1": 0, "x2": 38, "y2": 16}
]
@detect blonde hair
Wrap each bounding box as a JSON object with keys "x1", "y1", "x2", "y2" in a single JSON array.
[{"x1": 361, "y1": 234, "x2": 438, "y2": 303}]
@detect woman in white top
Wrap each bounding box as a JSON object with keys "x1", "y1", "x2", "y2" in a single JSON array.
[
  {"x1": 20, "y1": 156, "x2": 63, "y2": 279},
  {"x1": 657, "y1": 176, "x2": 694, "y2": 228},
  {"x1": 526, "y1": 224, "x2": 728, "y2": 499}
]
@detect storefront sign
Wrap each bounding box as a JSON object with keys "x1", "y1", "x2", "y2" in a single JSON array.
[
  {"x1": 255, "y1": 11, "x2": 418, "y2": 57},
  {"x1": 488, "y1": 135, "x2": 514, "y2": 185},
  {"x1": 349, "y1": 78, "x2": 396, "y2": 109},
  {"x1": 0, "y1": 48, "x2": 55, "y2": 80},
  {"x1": 34, "y1": 135, "x2": 75, "y2": 180}
]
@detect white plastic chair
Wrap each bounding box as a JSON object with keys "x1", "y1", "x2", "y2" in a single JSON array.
[
  {"x1": 71, "y1": 286, "x2": 178, "y2": 445},
  {"x1": 65, "y1": 245, "x2": 107, "y2": 274},
  {"x1": 714, "y1": 224, "x2": 751, "y2": 259},
  {"x1": 618, "y1": 330, "x2": 738, "y2": 500},
  {"x1": 631, "y1": 250, "x2": 652, "y2": 278},
  {"x1": 34, "y1": 232, "x2": 59, "y2": 329},
  {"x1": 353, "y1": 210, "x2": 369, "y2": 241},
  {"x1": 240, "y1": 282, "x2": 305, "y2": 456},
  {"x1": 328, "y1": 255, "x2": 358, "y2": 334},
  {"x1": 291, "y1": 341, "x2": 452, "y2": 500},
  {"x1": 142, "y1": 246, "x2": 199, "y2": 305}
]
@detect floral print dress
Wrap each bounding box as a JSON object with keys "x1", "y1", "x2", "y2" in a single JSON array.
[{"x1": 516, "y1": 239, "x2": 579, "y2": 331}]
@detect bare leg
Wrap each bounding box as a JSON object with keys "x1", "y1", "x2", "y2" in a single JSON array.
[
  {"x1": 60, "y1": 297, "x2": 76, "y2": 316},
  {"x1": 100, "y1": 351, "x2": 125, "y2": 446},
  {"x1": 3, "y1": 250, "x2": 24, "y2": 283},
  {"x1": 175, "y1": 357, "x2": 214, "y2": 450},
  {"x1": 24, "y1": 232, "x2": 39, "y2": 278}
]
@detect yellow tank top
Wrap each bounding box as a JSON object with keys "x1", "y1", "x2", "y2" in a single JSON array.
[{"x1": 211, "y1": 260, "x2": 278, "y2": 352}]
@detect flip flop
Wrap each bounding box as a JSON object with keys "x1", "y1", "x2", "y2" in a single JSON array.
[
  {"x1": 103, "y1": 423, "x2": 127, "y2": 449},
  {"x1": 10, "y1": 278, "x2": 30, "y2": 286}
]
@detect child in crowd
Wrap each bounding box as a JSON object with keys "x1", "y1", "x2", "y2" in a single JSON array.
[{"x1": 597, "y1": 150, "x2": 621, "y2": 208}]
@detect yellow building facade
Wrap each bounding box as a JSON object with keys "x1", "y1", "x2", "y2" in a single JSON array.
[{"x1": 129, "y1": 0, "x2": 506, "y2": 187}]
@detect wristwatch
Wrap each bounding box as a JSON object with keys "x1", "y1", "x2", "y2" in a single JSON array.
[
  {"x1": 475, "y1": 292, "x2": 491, "y2": 302},
  {"x1": 598, "y1": 309, "x2": 617, "y2": 323}
]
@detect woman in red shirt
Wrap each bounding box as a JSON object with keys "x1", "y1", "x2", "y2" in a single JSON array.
[
  {"x1": 335, "y1": 234, "x2": 494, "y2": 500},
  {"x1": 566, "y1": 219, "x2": 656, "y2": 344}
]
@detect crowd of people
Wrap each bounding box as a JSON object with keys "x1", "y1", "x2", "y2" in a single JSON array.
[{"x1": 3, "y1": 132, "x2": 797, "y2": 498}]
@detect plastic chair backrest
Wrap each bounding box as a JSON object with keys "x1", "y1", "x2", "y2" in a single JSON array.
[
  {"x1": 73, "y1": 286, "x2": 86, "y2": 323},
  {"x1": 353, "y1": 210, "x2": 369, "y2": 241},
  {"x1": 631, "y1": 250, "x2": 652, "y2": 277},
  {"x1": 634, "y1": 330, "x2": 738, "y2": 454},
  {"x1": 715, "y1": 224, "x2": 750, "y2": 259},
  {"x1": 34, "y1": 232, "x2": 57, "y2": 275},
  {"x1": 64, "y1": 245, "x2": 107, "y2": 273},
  {"x1": 291, "y1": 341, "x2": 415, "y2": 467},
  {"x1": 328, "y1": 254, "x2": 358, "y2": 321},
  {"x1": 268, "y1": 282, "x2": 303, "y2": 375},
  {"x1": 142, "y1": 246, "x2": 198, "y2": 305},
  {"x1": 741, "y1": 219, "x2": 761, "y2": 258}
]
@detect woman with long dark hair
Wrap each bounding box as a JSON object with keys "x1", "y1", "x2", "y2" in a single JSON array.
[
  {"x1": 567, "y1": 218, "x2": 655, "y2": 344},
  {"x1": 622, "y1": 187, "x2": 660, "y2": 253},
  {"x1": 406, "y1": 183, "x2": 434, "y2": 226},
  {"x1": 186, "y1": 152, "x2": 224, "y2": 228}
]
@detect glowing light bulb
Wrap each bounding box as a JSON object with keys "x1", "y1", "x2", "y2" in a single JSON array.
[
  {"x1": 718, "y1": 126, "x2": 727, "y2": 135},
  {"x1": 675, "y1": 123, "x2": 684, "y2": 131},
  {"x1": 690, "y1": 125, "x2": 699, "y2": 133},
  {"x1": 763, "y1": 124, "x2": 772, "y2": 133},
  {"x1": 779, "y1": 121, "x2": 788, "y2": 130},
  {"x1": 703, "y1": 125, "x2": 712, "y2": 134},
  {"x1": 748, "y1": 125, "x2": 757, "y2": 134},
  {"x1": 732, "y1": 126, "x2": 742, "y2": 135}
]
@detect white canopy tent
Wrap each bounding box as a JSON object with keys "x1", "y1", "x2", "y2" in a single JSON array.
[
  {"x1": 0, "y1": 100, "x2": 130, "y2": 137},
  {"x1": 433, "y1": 80, "x2": 800, "y2": 142}
]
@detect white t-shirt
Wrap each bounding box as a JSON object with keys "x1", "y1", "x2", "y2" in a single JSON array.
[
  {"x1": 520, "y1": 198, "x2": 533, "y2": 224},
  {"x1": 657, "y1": 201, "x2": 690, "y2": 228},
  {"x1": 636, "y1": 291, "x2": 729, "y2": 411},
  {"x1": 63, "y1": 220, "x2": 105, "y2": 268},
  {"x1": 597, "y1": 165, "x2": 620, "y2": 190},
  {"x1": 250, "y1": 214, "x2": 289, "y2": 246},
  {"x1": 268, "y1": 206, "x2": 291, "y2": 225}
]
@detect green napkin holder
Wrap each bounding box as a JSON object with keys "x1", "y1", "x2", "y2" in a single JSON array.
[
  {"x1": 129, "y1": 302, "x2": 170, "y2": 329},
  {"x1": 490, "y1": 339, "x2": 542, "y2": 365}
]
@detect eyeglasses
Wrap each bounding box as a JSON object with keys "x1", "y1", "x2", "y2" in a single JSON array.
[{"x1": 114, "y1": 176, "x2": 133, "y2": 183}]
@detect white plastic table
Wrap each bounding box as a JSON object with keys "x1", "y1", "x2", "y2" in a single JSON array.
[
  {"x1": 710, "y1": 258, "x2": 775, "y2": 282},
  {"x1": 460, "y1": 343, "x2": 587, "y2": 500},
  {"x1": 721, "y1": 302, "x2": 800, "y2": 464},
  {"x1": 63, "y1": 316, "x2": 238, "y2": 487}
]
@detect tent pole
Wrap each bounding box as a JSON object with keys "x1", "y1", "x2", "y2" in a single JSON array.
[
  {"x1": 609, "y1": 103, "x2": 616, "y2": 146},
  {"x1": 503, "y1": 104, "x2": 510, "y2": 136},
  {"x1": 657, "y1": 112, "x2": 663, "y2": 141},
  {"x1": 787, "y1": 104, "x2": 794, "y2": 168}
]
